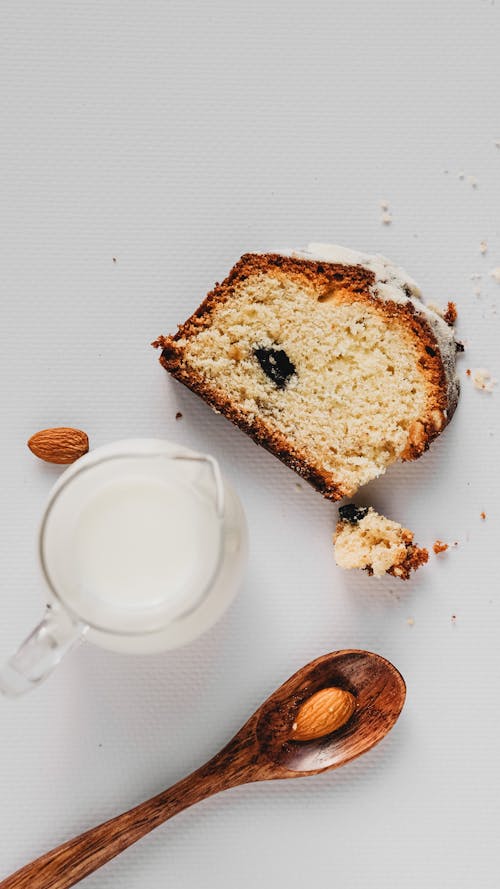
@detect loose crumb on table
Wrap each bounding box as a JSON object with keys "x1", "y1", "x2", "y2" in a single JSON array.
[
  {"x1": 471, "y1": 368, "x2": 497, "y2": 392},
  {"x1": 433, "y1": 540, "x2": 449, "y2": 554}
]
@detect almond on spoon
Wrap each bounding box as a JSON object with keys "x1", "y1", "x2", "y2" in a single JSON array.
[{"x1": 291, "y1": 687, "x2": 356, "y2": 741}]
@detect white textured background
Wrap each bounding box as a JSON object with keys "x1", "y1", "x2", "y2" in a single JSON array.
[{"x1": 1, "y1": 1, "x2": 499, "y2": 886}]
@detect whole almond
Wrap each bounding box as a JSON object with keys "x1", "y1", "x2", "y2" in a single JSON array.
[
  {"x1": 291, "y1": 687, "x2": 356, "y2": 741},
  {"x1": 28, "y1": 427, "x2": 89, "y2": 465}
]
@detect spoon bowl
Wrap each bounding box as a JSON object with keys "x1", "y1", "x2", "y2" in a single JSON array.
[
  {"x1": 0, "y1": 650, "x2": 406, "y2": 889},
  {"x1": 255, "y1": 650, "x2": 406, "y2": 773}
]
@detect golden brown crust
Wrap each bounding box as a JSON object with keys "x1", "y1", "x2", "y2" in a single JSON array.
[
  {"x1": 387, "y1": 544, "x2": 429, "y2": 580},
  {"x1": 153, "y1": 253, "x2": 453, "y2": 501}
]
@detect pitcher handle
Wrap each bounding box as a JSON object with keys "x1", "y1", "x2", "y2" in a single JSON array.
[{"x1": 0, "y1": 606, "x2": 87, "y2": 697}]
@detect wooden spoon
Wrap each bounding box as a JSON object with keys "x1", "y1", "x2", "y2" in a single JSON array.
[{"x1": 0, "y1": 649, "x2": 405, "y2": 889}]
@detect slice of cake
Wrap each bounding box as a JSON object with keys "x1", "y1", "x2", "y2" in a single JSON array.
[
  {"x1": 334, "y1": 505, "x2": 428, "y2": 579},
  {"x1": 153, "y1": 244, "x2": 460, "y2": 500}
]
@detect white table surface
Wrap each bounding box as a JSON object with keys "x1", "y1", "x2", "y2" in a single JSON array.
[{"x1": 1, "y1": 1, "x2": 499, "y2": 886}]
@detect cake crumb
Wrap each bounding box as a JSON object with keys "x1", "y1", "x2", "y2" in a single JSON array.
[
  {"x1": 175, "y1": 411, "x2": 183, "y2": 420},
  {"x1": 490, "y1": 267, "x2": 500, "y2": 283},
  {"x1": 480, "y1": 511, "x2": 486, "y2": 520},
  {"x1": 458, "y1": 171, "x2": 465, "y2": 180},
  {"x1": 407, "y1": 617, "x2": 415, "y2": 627},
  {"x1": 495, "y1": 141, "x2": 500, "y2": 148},
  {"x1": 380, "y1": 200, "x2": 389, "y2": 211},
  {"x1": 443, "y1": 302, "x2": 457, "y2": 325},
  {"x1": 480, "y1": 241, "x2": 488, "y2": 254},
  {"x1": 466, "y1": 368, "x2": 471, "y2": 376},
  {"x1": 426, "y1": 301, "x2": 456, "y2": 324},
  {"x1": 381, "y1": 211, "x2": 392, "y2": 225},
  {"x1": 433, "y1": 540, "x2": 449, "y2": 554},
  {"x1": 112, "y1": 257, "x2": 117, "y2": 264},
  {"x1": 474, "y1": 285, "x2": 481, "y2": 298},
  {"x1": 471, "y1": 368, "x2": 497, "y2": 392},
  {"x1": 451, "y1": 614, "x2": 457, "y2": 624},
  {"x1": 467, "y1": 175, "x2": 478, "y2": 189},
  {"x1": 334, "y1": 506, "x2": 428, "y2": 580}
]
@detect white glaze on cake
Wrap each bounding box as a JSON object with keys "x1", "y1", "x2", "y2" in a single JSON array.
[{"x1": 275, "y1": 243, "x2": 460, "y2": 418}]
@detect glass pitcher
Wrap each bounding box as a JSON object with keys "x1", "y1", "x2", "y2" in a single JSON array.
[{"x1": 0, "y1": 439, "x2": 247, "y2": 696}]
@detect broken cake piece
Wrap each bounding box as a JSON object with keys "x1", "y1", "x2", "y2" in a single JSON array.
[{"x1": 334, "y1": 505, "x2": 428, "y2": 579}]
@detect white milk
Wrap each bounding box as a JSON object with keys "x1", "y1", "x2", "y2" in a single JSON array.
[
  {"x1": 40, "y1": 440, "x2": 247, "y2": 654},
  {"x1": 73, "y1": 475, "x2": 220, "y2": 616}
]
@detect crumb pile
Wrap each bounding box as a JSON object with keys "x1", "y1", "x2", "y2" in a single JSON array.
[
  {"x1": 155, "y1": 245, "x2": 460, "y2": 501},
  {"x1": 334, "y1": 505, "x2": 428, "y2": 579}
]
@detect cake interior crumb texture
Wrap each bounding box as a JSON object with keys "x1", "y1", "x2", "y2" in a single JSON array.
[
  {"x1": 334, "y1": 506, "x2": 429, "y2": 579},
  {"x1": 155, "y1": 250, "x2": 459, "y2": 500}
]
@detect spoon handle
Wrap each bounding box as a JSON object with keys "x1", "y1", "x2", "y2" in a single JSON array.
[{"x1": 0, "y1": 748, "x2": 255, "y2": 889}]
